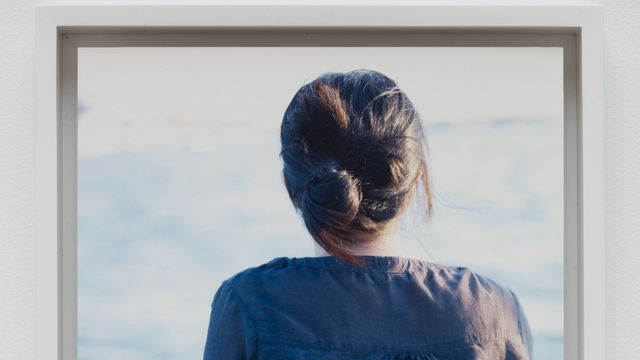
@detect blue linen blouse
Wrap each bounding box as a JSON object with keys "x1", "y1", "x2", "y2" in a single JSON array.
[{"x1": 203, "y1": 255, "x2": 533, "y2": 359}]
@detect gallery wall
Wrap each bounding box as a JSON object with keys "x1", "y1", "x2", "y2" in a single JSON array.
[{"x1": 1, "y1": 0, "x2": 637, "y2": 358}]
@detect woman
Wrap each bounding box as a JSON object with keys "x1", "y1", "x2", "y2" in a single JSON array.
[{"x1": 203, "y1": 69, "x2": 533, "y2": 359}]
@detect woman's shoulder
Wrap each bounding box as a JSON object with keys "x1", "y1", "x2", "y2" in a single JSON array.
[
  {"x1": 433, "y1": 264, "x2": 532, "y2": 355},
  {"x1": 442, "y1": 263, "x2": 518, "y2": 301},
  {"x1": 433, "y1": 264, "x2": 524, "y2": 321},
  {"x1": 222, "y1": 256, "x2": 291, "y2": 280},
  {"x1": 215, "y1": 257, "x2": 295, "y2": 294}
]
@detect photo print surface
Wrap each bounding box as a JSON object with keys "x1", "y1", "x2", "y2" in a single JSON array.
[{"x1": 78, "y1": 46, "x2": 563, "y2": 359}]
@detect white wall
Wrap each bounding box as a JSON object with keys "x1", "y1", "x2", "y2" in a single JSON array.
[{"x1": 1, "y1": 0, "x2": 637, "y2": 358}]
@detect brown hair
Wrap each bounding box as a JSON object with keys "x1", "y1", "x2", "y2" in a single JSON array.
[{"x1": 279, "y1": 69, "x2": 433, "y2": 267}]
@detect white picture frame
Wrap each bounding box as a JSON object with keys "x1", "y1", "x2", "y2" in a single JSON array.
[{"x1": 34, "y1": 5, "x2": 604, "y2": 360}]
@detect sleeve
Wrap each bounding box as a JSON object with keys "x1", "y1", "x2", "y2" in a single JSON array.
[
  {"x1": 508, "y1": 288, "x2": 534, "y2": 359},
  {"x1": 203, "y1": 279, "x2": 257, "y2": 360}
]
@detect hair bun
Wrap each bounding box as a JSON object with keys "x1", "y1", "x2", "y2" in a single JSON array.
[
  {"x1": 300, "y1": 160, "x2": 362, "y2": 237},
  {"x1": 307, "y1": 161, "x2": 340, "y2": 187}
]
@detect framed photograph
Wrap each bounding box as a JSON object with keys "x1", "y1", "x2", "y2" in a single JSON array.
[{"x1": 35, "y1": 5, "x2": 604, "y2": 360}]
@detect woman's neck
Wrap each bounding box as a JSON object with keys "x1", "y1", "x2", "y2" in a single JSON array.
[{"x1": 312, "y1": 235, "x2": 402, "y2": 257}]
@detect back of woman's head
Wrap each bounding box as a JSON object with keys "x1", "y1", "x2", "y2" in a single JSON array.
[{"x1": 280, "y1": 69, "x2": 433, "y2": 267}]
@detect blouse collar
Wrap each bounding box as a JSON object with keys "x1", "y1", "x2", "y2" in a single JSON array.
[{"x1": 284, "y1": 255, "x2": 438, "y2": 273}]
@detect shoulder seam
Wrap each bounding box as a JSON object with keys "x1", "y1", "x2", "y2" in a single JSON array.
[
  {"x1": 506, "y1": 288, "x2": 522, "y2": 336},
  {"x1": 227, "y1": 279, "x2": 259, "y2": 358},
  {"x1": 506, "y1": 287, "x2": 532, "y2": 358}
]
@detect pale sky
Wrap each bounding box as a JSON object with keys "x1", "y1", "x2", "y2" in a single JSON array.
[{"x1": 78, "y1": 46, "x2": 563, "y2": 157}]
